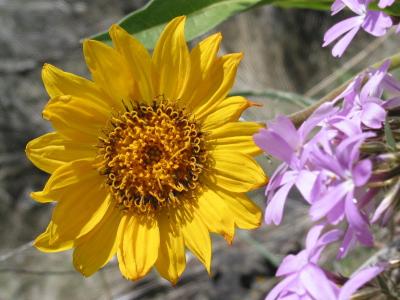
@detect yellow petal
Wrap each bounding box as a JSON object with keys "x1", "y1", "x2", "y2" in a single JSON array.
[
  {"x1": 35, "y1": 174, "x2": 111, "y2": 252},
  {"x1": 191, "y1": 53, "x2": 242, "y2": 119},
  {"x1": 26, "y1": 132, "x2": 96, "y2": 174},
  {"x1": 41, "y1": 63, "x2": 110, "y2": 107},
  {"x1": 31, "y1": 158, "x2": 99, "y2": 202},
  {"x1": 109, "y1": 25, "x2": 155, "y2": 105},
  {"x1": 197, "y1": 187, "x2": 235, "y2": 244},
  {"x1": 118, "y1": 216, "x2": 160, "y2": 280},
  {"x1": 42, "y1": 95, "x2": 108, "y2": 143},
  {"x1": 83, "y1": 39, "x2": 136, "y2": 110},
  {"x1": 49, "y1": 178, "x2": 111, "y2": 243},
  {"x1": 206, "y1": 122, "x2": 264, "y2": 156},
  {"x1": 73, "y1": 208, "x2": 124, "y2": 277},
  {"x1": 207, "y1": 150, "x2": 267, "y2": 193},
  {"x1": 34, "y1": 221, "x2": 73, "y2": 253},
  {"x1": 181, "y1": 210, "x2": 211, "y2": 274},
  {"x1": 153, "y1": 16, "x2": 190, "y2": 101},
  {"x1": 190, "y1": 33, "x2": 222, "y2": 77},
  {"x1": 155, "y1": 213, "x2": 186, "y2": 284},
  {"x1": 211, "y1": 183, "x2": 262, "y2": 229},
  {"x1": 182, "y1": 33, "x2": 222, "y2": 106},
  {"x1": 201, "y1": 96, "x2": 253, "y2": 131}
]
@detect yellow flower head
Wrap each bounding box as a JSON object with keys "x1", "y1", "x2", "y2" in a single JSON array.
[{"x1": 26, "y1": 16, "x2": 267, "y2": 284}]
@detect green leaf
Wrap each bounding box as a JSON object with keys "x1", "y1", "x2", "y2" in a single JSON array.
[
  {"x1": 369, "y1": 2, "x2": 400, "y2": 16},
  {"x1": 89, "y1": 0, "x2": 399, "y2": 49},
  {"x1": 385, "y1": 3, "x2": 400, "y2": 16},
  {"x1": 272, "y1": 0, "x2": 332, "y2": 10},
  {"x1": 384, "y1": 120, "x2": 396, "y2": 151},
  {"x1": 90, "y1": 0, "x2": 275, "y2": 49}
]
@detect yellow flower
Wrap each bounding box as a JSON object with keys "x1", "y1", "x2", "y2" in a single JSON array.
[{"x1": 26, "y1": 16, "x2": 267, "y2": 284}]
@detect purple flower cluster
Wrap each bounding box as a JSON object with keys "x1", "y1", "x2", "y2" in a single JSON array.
[
  {"x1": 266, "y1": 225, "x2": 385, "y2": 300},
  {"x1": 255, "y1": 61, "x2": 400, "y2": 299},
  {"x1": 323, "y1": 0, "x2": 398, "y2": 57}
]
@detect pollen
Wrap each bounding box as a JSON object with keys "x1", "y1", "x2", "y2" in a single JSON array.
[{"x1": 98, "y1": 100, "x2": 208, "y2": 215}]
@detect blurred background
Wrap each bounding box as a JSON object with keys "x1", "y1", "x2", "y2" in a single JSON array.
[{"x1": 1, "y1": 0, "x2": 400, "y2": 299}]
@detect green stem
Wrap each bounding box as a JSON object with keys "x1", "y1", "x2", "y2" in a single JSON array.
[
  {"x1": 289, "y1": 52, "x2": 400, "y2": 128},
  {"x1": 237, "y1": 230, "x2": 281, "y2": 267},
  {"x1": 230, "y1": 89, "x2": 315, "y2": 108}
]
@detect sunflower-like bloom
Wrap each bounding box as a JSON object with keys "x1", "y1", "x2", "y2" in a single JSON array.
[{"x1": 26, "y1": 16, "x2": 267, "y2": 283}]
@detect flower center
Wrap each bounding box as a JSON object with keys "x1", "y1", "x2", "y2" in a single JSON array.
[{"x1": 98, "y1": 101, "x2": 208, "y2": 215}]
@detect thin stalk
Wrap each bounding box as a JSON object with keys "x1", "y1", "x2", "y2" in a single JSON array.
[
  {"x1": 230, "y1": 89, "x2": 314, "y2": 108},
  {"x1": 237, "y1": 230, "x2": 281, "y2": 267}
]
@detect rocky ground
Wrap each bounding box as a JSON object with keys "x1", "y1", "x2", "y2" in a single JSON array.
[{"x1": 1, "y1": 1, "x2": 400, "y2": 299}]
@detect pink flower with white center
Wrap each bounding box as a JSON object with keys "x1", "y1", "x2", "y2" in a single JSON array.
[{"x1": 323, "y1": 0, "x2": 393, "y2": 57}]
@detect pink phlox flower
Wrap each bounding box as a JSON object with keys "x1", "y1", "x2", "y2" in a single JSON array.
[
  {"x1": 345, "y1": 94, "x2": 386, "y2": 129},
  {"x1": 266, "y1": 225, "x2": 386, "y2": 300},
  {"x1": 368, "y1": 61, "x2": 400, "y2": 95},
  {"x1": 328, "y1": 117, "x2": 363, "y2": 140},
  {"x1": 323, "y1": 0, "x2": 392, "y2": 57},
  {"x1": 308, "y1": 134, "x2": 374, "y2": 254},
  {"x1": 254, "y1": 105, "x2": 338, "y2": 225},
  {"x1": 373, "y1": 64, "x2": 400, "y2": 111},
  {"x1": 254, "y1": 115, "x2": 303, "y2": 168},
  {"x1": 266, "y1": 225, "x2": 343, "y2": 300},
  {"x1": 333, "y1": 61, "x2": 400, "y2": 129},
  {"x1": 254, "y1": 115, "x2": 318, "y2": 225},
  {"x1": 361, "y1": 60, "x2": 391, "y2": 98},
  {"x1": 354, "y1": 61, "x2": 392, "y2": 128}
]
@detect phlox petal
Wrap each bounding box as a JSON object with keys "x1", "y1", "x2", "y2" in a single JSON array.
[
  {"x1": 383, "y1": 97, "x2": 400, "y2": 110},
  {"x1": 299, "y1": 265, "x2": 338, "y2": 300},
  {"x1": 276, "y1": 252, "x2": 307, "y2": 276},
  {"x1": 254, "y1": 129, "x2": 293, "y2": 164},
  {"x1": 345, "y1": 195, "x2": 373, "y2": 246},
  {"x1": 378, "y1": 0, "x2": 395, "y2": 8},
  {"x1": 362, "y1": 11, "x2": 393, "y2": 37},
  {"x1": 352, "y1": 159, "x2": 372, "y2": 186},
  {"x1": 341, "y1": 0, "x2": 366, "y2": 14},
  {"x1": 331, "y1": 0, "x2": 346, "y2": 15},
  {"x1": 337, "y1": 227, "x2": 356, "y2": 259},
  {"x1": 310, "y1": 182, "x2": 350, "y2": 221},
  {"x1": 323, "y1": 16, "x2": 363, "y2": 47},
  {"x1": 361, "y1": 60, "x2": 390, "y2": 98},
  {"x1": 267, "y1": 116, "x2": 300, "y2": 150},
  {"x1": 339, "y1": 265, "x2": 385, "y2": 300},
  {"x1": 266, "y1": 164, "x2": 290, "y2": 193},
  {"x1": 295, "y1": 171, "x2": 318, "y2": 203},
  {"x1": 310, "y1": 229, "x2": 343, "y2": 262},
  {"x1": 332, "y1": 26, "x2": 360, "y2": 57},
  {"x1": 265, "y1": 274, "x2": 297, "y2": 300},
  {"x1": 265, "y1": 181, "x2": 295, "y2": 225},
  {"x1": 360, "y1": 102, "x2": 386, "y2": 129},
  {"x1": 305, "y1": 224, "x2": 325, "y2": 252}
]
